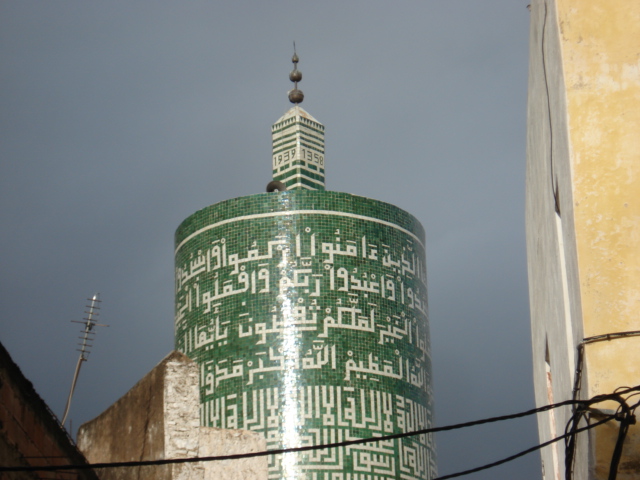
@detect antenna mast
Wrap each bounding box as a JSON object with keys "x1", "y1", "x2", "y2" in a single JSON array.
[{"x1": 61, "y1": 294, "x2": 108, "y2": 427}]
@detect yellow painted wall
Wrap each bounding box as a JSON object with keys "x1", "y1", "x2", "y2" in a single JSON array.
[
  {"x1": 556, "y1": 0, "x2": 640, "y2": 390},
  {"x1": 554, "y1": 2, "x2": 640, "y2": 478}
]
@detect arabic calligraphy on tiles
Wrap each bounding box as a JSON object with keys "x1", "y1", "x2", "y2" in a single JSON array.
[
  {"x1": 175, "y1": 227, "x2": 429, "y2": 376},
  {"x1": 203, "y1": 385, "x2": 435, "y2": 480},
  {"x1": 174, "y1": 216, "x2": 434, "y2": 479},
  {"x1": 176, "y1": 229, "x2": 427, "y2": 319}
]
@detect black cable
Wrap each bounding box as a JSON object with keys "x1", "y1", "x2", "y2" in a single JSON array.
[
  {"x1": 539, "y1": 0, "x2": 560, "y2": 216},
  {"x1": 568, "y1": 391, "x2": 636, "y2": 480},
  {"x1": 1, "y1": 386, "x2": 638, "y2": 475},
  {"x1": 438, "y1": 392, "x2": 638, "y2": 480},
  {"x1": 564, "y1": 407, "x2": 589, "y2": 480},
  {"x1": 608, "y1": 415, "x2": 631, "y2": 480},
  {"x1": 582, "y1": 331, "x2": 640, "y2": 346},
  {"x1": 573, "y1": 332, "x2": 640, "y2": 402},
  {"x1": 0, "y1": 399, "x2": 578, "y2": 473},
  {"x1": 434, "y1": 414, "x2": 614, "y2": 480},
  {"x1": 607, "y1": 397, "x2": 639, "y2": 480}
]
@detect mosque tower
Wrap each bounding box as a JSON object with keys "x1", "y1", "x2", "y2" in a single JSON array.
[{"x1": 174, "y1": 51, "x2": 436, "y2": 480}]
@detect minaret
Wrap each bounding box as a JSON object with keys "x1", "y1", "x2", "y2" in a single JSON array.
[
  {"x1": 269, "y1": 50, "x2": 326, "y2": 191},
  {"x1": 175, "y1": 50, "x2": 435, "y2": 480}
]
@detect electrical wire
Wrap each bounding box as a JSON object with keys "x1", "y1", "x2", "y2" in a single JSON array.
[
  {"x1": 435, "y1": 414, "x2": 615, "y2": 480},
  {"x1": 608, "y1": 398, "x2": 640, "y2": 480},
  {"x1": 564, "y1": 393, "x2": 640, "y2": 480},
  {"x1": 563, "y1": 406, "x2": 589, "y2": 479},
  {"x1": 572, "y1": 331, "x2": 640, "y2": 403},
  {"x1": 1, "y1": 386, "x2": 638, "y2": 477}
]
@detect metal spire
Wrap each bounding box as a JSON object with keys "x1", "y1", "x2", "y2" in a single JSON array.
[{"x1": 288, "y1": 42, "x2": 304, "y2": 104}]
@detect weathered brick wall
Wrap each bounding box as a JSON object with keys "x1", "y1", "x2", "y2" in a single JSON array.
[{"x1": 0, "y1": 343, "x2": 98, "y2": 480}]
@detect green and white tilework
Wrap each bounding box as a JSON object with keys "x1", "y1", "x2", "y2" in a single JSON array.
[
  {"x1": 175, "y1": 190, "x2": 435, "y2": 480},
  {"x1": 271, "y1": 106, "x2": 325, "y2": 191}
]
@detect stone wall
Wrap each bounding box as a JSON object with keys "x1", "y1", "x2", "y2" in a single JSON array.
[{"x1": 77, "y1": 351, "x2": 267, "y2": 480}]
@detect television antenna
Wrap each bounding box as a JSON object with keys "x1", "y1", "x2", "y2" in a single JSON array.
[{"x1": 61, "y1": 294, "x2": 108, "y2": 427}]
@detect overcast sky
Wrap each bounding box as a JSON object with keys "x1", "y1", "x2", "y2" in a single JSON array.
[{"x1": 0, "y1": 2, "x2": 537, "y2": 479}]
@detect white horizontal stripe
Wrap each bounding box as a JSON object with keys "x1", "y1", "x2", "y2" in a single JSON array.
[
  {"x1": 175, "y1": 208, "x2": 423, "y2": 255},
  {"x1": 276, "y1": 171, "x2": 325, "y2": 187},
  {"x1": 285, "y1": 183, "x2": 317, "y2": 190}
]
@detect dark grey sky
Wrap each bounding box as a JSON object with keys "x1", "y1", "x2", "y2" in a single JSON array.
[{"x1": 0, "y1": 2, "x2": 537, "y2": 479}]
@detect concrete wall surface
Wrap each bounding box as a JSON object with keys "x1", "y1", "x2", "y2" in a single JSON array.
[
  {"x1": 77, "y1": 351, "x2": 267, "y2": 480},
  {"x1": 526, "y1": 1, "x2": 640, "y2": 479}
]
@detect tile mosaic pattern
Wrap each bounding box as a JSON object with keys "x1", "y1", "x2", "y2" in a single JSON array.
[
  {"x1": 175, "y1": 191, "x2": 435, "y2": 480},
  {"x1": 271, "y1": 106, "x2": 325, "y2": 191}
]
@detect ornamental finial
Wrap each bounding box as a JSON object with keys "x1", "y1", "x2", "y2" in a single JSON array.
[{"x1": 288, "y1": 42, "x2": 304, "y2": 104}]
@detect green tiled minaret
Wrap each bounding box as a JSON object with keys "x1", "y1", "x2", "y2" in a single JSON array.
[{"x1": 175, "y1": 51, "x2": 435, "y2": 480}]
